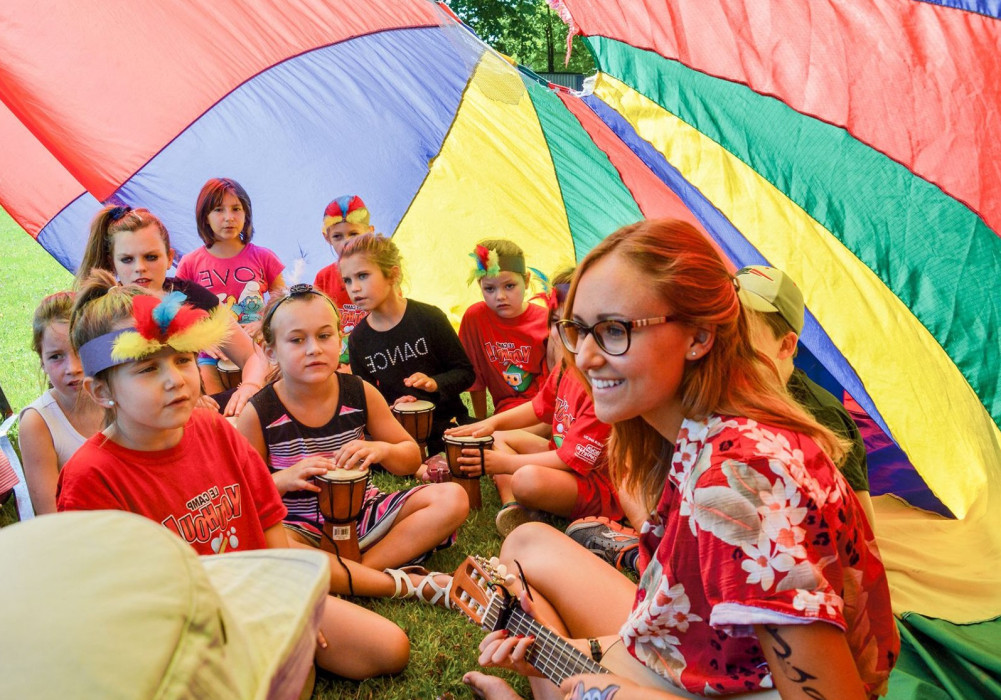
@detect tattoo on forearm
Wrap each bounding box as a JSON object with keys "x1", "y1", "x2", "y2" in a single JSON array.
[
  {"x1": 763, "y1": 625, "x2": 827, "y2": 700},
  {"x1": 567, "y1": 681, "x2": 619, "y2": 700}
]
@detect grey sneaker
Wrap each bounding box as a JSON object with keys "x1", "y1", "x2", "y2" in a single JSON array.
[{"x1": 565, "y1": 517, "x2": 639, "y2": 571}]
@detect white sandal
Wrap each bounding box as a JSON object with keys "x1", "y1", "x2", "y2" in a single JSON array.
[{"x1": 384, "y1": 565, "x2": 454, "y2": 609}]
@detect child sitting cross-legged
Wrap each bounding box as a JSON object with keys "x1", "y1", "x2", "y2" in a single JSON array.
[
  {"x1": 57, "y1": 271, "x2": 409, "y2": 680},
  {"x1": 236, "y1": 284, "x2": 468, "y2": 606},
  {"x1": 448, "y1": 268, "x2": 621, "y2": 537}
]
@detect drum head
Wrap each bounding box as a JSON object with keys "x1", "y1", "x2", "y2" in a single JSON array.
[
  {"x1": 444, "y1": 434, "x2": 494, "y2": 446},
  {"x1": 393, "y1": 400, "x2": 435, "y2": 413},
  {"x1": 316, "y1": 468, "x2": 368, "y2": 484}
]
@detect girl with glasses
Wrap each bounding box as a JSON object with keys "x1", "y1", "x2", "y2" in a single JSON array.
[{"x1": 464, "y1": 219, "x2": 898, "y2": 700}]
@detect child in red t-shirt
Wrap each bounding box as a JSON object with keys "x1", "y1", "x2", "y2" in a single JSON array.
[
  {"x1": 312, "y1": 195, "x2": 375, "y2": 366},
  {"x1": 457, "y1": 239, "x2": 548, "y2": 420},
  {"x1": 450, "y1": 269, "x2": 621, "y2": 536},
  {"x1": 56, "y1": 272, "x2": 409, "y2": 680}
]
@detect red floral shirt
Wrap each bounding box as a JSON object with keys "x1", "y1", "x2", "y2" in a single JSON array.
[{"x1": 621, "y1": 415, "x2": 898, "y2": 697}]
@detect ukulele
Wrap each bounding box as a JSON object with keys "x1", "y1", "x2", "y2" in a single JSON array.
[{"x1": 448, "y1": 555, "x2": 780, "y2": 699}]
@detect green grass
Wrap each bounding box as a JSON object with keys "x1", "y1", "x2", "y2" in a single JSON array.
[{"x1": 0, "y1": 207, "x2": 537, "y2": 698}]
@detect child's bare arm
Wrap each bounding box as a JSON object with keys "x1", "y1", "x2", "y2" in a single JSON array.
[{"x1": 356, "y1": 381, "x2": 421, "y2": 475}]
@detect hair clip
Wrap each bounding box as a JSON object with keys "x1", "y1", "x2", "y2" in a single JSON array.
[{"x1": 108, "y1": 205, "x2": 132, "y2": 222}]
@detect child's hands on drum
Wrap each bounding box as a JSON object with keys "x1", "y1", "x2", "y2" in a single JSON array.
[
  {"x1": 446, "y1": 418, "x2": 495, "y2": 439},
  {"x1": 336, "y1": 439, "x2": 388, "y2": 471},
  {"x1": 403, "y1": 372, "x2": 438, "y2": 393},
  {"x1": 458, "y1": 447, "x2": 513, "y2": 476},
  {"x1": 273, "y1": 456, "x2": 335, "y2": 495}
]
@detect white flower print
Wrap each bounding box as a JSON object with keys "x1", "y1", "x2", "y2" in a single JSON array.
[
  {"x1": 741, "y1": 530, "x2": 795, "y2": 591},
  {"x1": 792, "y1": 589, "x2": 841, "y2": 618},
  {"x1": 759, "y1": 480, "x2": 808, "y2": 557}
]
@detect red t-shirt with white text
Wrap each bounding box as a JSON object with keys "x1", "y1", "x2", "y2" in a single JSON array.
[
  {"x1": 458, "y1": 301, "x2": 548, "y2": 413},
  {"x1": 531, "y1": 368, "x2": 610, "y2": 475},
  {"x1": 57, "y1": 409, "x2": 286, "y2": 555}
]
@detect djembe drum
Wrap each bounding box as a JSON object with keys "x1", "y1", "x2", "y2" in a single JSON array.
[
  {"x1": 217, "y1": 358, "x2": 242, "y2": 391},
  {"x1": 443, "y1": 434, "x2": 494, "y2": 510},
  {"x1": 314, "y1": 467, "x2": 369, "y2": 562},
  {"x1": 392, "y1": 400, "x2": 435, "y2": 459}
]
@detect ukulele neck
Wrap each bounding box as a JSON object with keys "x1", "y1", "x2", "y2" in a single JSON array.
[{"x1": 483, "y1": 595, "x2": 608, "y2": 685}]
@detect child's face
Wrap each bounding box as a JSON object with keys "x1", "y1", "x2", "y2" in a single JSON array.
[
  {"x1": 207, "y1": 191, "x2": 246, "y2": 244},
  {"x1": 339, "y1": 255, "x2": 396, "y2": 311},
  {"x1": 112, "y1": 225, "x2": 172, "y2": 291},
  {"x1": 479, "y1": 271, "x2": 528, "y2": 319},
  {"x1": 40, "y1": 321, "x2": 84, "y2": 399},
  {"x1": 95, "y1": 348, "x2": 201, "y2": 448},
  {"x1": 266, "y1": 297, "x2": 341, "y2": 383},
  {"x1": 324, "y1": 221, "x2": 371, "y2": 257}
]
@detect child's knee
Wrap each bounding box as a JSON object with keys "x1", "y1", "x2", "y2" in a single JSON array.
[
  {"x1": 510, "y1": 464, "x2": 546, "y2": 501},
  {"x1": 430, "y1": 481, "x2": 470, "y2": 522},
  {"x1": 378, "y1": 625, "x2": 411, "y2": 675}
]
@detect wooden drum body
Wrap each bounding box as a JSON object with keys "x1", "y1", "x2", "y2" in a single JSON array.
[
  {"x1": 392, "y1": 400, "x2": 435, "y2": 459},
  {"x1": 217, "y1": 358, "x2": 242, "y2": 391},
  {"x1": 314, "y1": 468, "x2": 369, "y2": 561},
  {"x1": 443, "y1": 434, "x2": 493, "y2": 510}
]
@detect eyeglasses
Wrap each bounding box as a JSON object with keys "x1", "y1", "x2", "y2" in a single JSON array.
[{"x1": 556, "y1": 316, "x2": 678, "y2": 356}]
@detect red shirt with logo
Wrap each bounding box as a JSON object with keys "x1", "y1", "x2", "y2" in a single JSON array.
[
  {"x1": 57, "y1": 409, "x2": 286, "y2": 555},
  {"x1": 531, "y1": 368, "x2": 610, "y2": 476},
  {"x1": 314, "y1": 261, "x2": 369, "y2": 354},
  {"x1": 458, "y1": 301, "x2": 548, "y2": 413}
]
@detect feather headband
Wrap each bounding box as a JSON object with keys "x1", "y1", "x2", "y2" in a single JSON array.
[
  {"x1": 323, "y1": 195, "x2": 370, "y2": 230},
  {"x1": 467, "y1": 245, "x2": 526, "y2": 285},
  {"x1": 79, "y1": 292, "x2": 232, "y2": 377},
  {"x1": 528, "y1": 268, "x2": 570, "y2": 314}
]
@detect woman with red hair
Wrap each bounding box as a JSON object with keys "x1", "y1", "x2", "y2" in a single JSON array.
[{"x1": 464, "y1": 219, "x2": 898, "y2": 700}]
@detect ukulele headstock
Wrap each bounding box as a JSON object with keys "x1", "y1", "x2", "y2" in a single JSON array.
[{"x1": 449, "y1": 555, "x2": 513, "y2": 630}]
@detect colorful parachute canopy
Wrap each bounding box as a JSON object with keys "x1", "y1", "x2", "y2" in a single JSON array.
[
  {"x1": 550, "y1": 0, "x2": 1001, "y2": 623},
  {"x1": 1, "y1": 0, "x2": 999, "y2": 623}
]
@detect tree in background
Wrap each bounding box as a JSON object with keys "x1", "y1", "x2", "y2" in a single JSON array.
[{"x1": 447, "y1": 0, "x2": 596, "y2": 75}]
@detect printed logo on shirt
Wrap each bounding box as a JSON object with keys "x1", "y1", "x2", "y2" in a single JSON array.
[
  {"x1": 231, "y1": 281, "x2": 265, "y2": 324},
  {"x1": 340, "y1": 304, "x2": 368, "y2": 335},
  {"x1": 339, "y1": 405, "x2": 364, "y2": 415},
  {"x1": 362, "y1": 336, "x2": 429, "y2": 374},
  {"x1": 502, "y1": 364, "x2": 534, "y2": 393},
  {"x1": 197, "y1": 265, "x2": 264, "y2": 291},
  {"x1": 161, "y1": 483, "x2": 244, "y2": 552},
  {"x1": 552, "y1": 395, "x2": 575, "y2": 448},
  {"x1": 484, "y1": 341, "x2": 533, "y2": 367},
  {"x1": 574, "y1": 435, "x2": 604, "y2": 466}
]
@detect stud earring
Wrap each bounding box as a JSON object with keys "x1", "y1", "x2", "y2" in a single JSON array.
[{"x1": 105, "y1": 399, "x2": 115, "y2": 407}]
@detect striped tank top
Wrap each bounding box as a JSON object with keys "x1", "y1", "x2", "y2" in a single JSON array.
[{"x1": 250, "y1": 373, "x2": 368, "y2": 527}]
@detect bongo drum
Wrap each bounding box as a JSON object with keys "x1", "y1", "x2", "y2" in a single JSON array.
[
  {"x1": 392, "y1": 400, "x2": 435, "y2": 459},
  {"x1": 314, "y1": 468, "x2": 369, "y2": 562},
  {"x1": 443, "y1": 434, "x2": 494, "y2": 510},
  {"x1": 217, "y1": 358, "x2": 242, "y2": 391}
]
